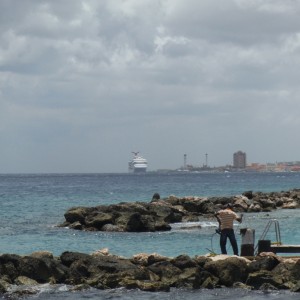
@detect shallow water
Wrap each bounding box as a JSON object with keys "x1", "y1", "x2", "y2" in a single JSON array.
[{"x1": 2, "y1": 286, "x2": 299, "y2": 300}]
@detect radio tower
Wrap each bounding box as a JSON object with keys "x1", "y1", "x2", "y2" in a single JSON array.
[{"x1": 184, "y1": 154, "x2": 187, "y2": 170}]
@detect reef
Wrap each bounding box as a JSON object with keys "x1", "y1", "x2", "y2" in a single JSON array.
[{"x1": 59, "y1": 189, "x2": 300, "y2": 232}]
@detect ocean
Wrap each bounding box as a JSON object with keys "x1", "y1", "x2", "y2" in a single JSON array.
[{"x1": 0, "y1": 172, "x2": 300, "y2": 299}]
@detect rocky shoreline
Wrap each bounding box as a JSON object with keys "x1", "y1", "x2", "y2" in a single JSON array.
[
  {"x1": 59, "y1": 189, "x2": 300, "y2": 232},
  {"x1": 2, "y1": 189, "x2": 300, "y2": 297},
  {"x1": 0, "y1": 250, "x2": 300, "y2": 297}
]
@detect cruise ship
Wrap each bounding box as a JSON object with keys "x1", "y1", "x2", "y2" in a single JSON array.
[{"x1": 128, "y1": 152, "x2": 148, "y2": 173}]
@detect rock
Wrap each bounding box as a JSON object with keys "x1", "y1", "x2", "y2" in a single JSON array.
[
  {"x1": 282, "y1": 201, "x2": 297, "y2": 209},
  {"x1": 154, "y1": 221, "x2": 171, "y2": 231},
  {"x1": 149, "y1": 203, "x2": 183, "y2": 223},
  {"x1": 1, "y1": 250, "x2": 300, "y2": 293},
  {"x1": 151, "y1": 193, "x2": 161, "y2": 202},
  {"x1": 147, "y1": 261, "x2": 182, "y2": 280},
  {"x1": 204, "y1": 256, "x2": 249, "y2": 287},
  {"x1": 171, "y1": 255, "x2": 198, "y2": 269},
  {"x1": 15, "y1": 276, "x2": 38, "y2": 286},
  {"x1": 126, "y1": 213, "x2": 150, "y2": 232},
  {"x1": 0, "y1": 276, "x2": 11, "y2": 293},
  {"x1": 64, "y1": 207, "x2": 93, "y2": 224},
  {"x1": 0, "y1": 254, "x2": 21, "y2": 281},
  {"x1": 258, "y1": 198, "x2": 276, "y2": 210},
  {"x1": 248, "y1": 255, "x2": 280, "y2": 272},
  {"x1": 291, "y1": 281, "x2": 300, "y2": 292},
  {"x1": 194, "y1": 256, "x2": 213, "y2": 269},
  {"x1": 101, "y1": 224, "x2": 123, "y2": 232},
  {"x1": 242, "y1": 191, "x2": 253, "y2": 199},
  {"x1": 91, "y1": 248, "x2": 110, "y2": 257},
  {"x1": 233, "y1": 196, "x2": 250, "y2": 211},
  {"x1": 131, "y1": 253, "x2": 152, "y2": 266},
  {"x1": 147, "y1": 253, "x2": 170, "y2": 266},
  {"x1": 289, "y1": 258, "x2": 300, "y2": 281},
  {"x1": 135, "y1": 280, "x2": 170, "y2": 292},
  {"x1": 246, "y1": 270, "x2": 283, "y2": 289},
  {"x1": 197, "y1": 272, "x2": 219, "y2": 289},
  {"x1": 60, "y1": 189, "x2": 300, "y2": 232},
  {"x1": 174, "y1": 267, "x2": 201, "y2": 288},
  {"x1": 19, "y1": 255, "x2": 68, "y2": 284},
  {"x1": 85, "y1": 213, "x2": 114, "y2": 229},
  {"x1": 60, "y1": 251, "x2": 92, "y2": 267},
  {"x1": 259, "y1": 282, "x2": 278, "y2": 291},
  {"x1": 248, "y1": 203, "x2": 262, "y2": 212},
  {"x1": 232, "y1": 282, "x2": 252, "y2": 289},
  {"x1": 69, "y1": 221, "x2": 83, "y2": 230},
  {"x1": 30, "y1": 251, "x2": 54, "y2": 260}
]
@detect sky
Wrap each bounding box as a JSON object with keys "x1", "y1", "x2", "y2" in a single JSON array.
[{"x1": 1, "y1": 0, "x2": 300, "y2": 173}]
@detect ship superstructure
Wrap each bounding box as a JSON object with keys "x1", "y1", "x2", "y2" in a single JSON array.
[{"x1": 128, "y1": 152, "x2": 148, "y2": 173}]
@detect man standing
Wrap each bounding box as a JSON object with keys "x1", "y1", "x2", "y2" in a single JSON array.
[{"x1": 215, "y1": 203, "x2": 243, "y2": 255}]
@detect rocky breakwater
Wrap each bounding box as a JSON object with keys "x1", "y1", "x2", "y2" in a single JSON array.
[
  {"x1": 1, "y1": 250, "x2": 300, "y2": 296},
  {"x1": 59, "y1": 189, "x2": 300, "y2": 232}
]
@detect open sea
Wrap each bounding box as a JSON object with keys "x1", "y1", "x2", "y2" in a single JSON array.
[{"x1": 0, "y1": 172, "x2": 300, "y2": 299}]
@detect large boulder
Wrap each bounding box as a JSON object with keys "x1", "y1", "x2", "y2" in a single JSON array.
[
  {"x1": 85, "y1": 213, "x2": 114, "y2": 230},
  {"x1": 204, "y1": 257, "x2": 249, "y2": 286},
  {"x1": 248, "y1": 255, "x2": 280, "y2": 272},
  {"x1": 246, "y1": 270, "x2": 284, "y2": 289},
  {"x1": 64, "y1": 207, "x2": 93, "y2": 224},
  {"x1": 19, "y1": 256, "x2": 68, "y2": 283}
]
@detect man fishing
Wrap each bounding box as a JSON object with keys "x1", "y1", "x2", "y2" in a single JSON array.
[{"x1": 215, "y1": 203, "x2": 243, "y2": 256}]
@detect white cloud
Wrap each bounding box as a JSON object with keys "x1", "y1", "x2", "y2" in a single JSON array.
[{"x1": 1, "y1": 0, "x2": 300, "y2": 172}]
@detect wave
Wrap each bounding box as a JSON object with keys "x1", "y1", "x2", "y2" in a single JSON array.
[{"x1": 171, "y1": 221, "x2": 218, "y2": 231}]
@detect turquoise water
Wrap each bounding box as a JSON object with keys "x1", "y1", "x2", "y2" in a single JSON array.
[{"x1": 0, "y1": 172, "x2": 300, "y2": 299}]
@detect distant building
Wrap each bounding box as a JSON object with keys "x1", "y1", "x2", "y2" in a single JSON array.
[{"x1": 233, "y1": 151, "x2": 246, "y2": 169}]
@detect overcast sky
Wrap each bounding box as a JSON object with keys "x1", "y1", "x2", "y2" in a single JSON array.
[{"x1": 1, "y1": 0, "x2": 300, "y2": 173}]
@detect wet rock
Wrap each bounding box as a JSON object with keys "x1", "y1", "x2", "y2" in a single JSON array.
[
  {"x1": 0, "y1": 277, "x2": 10, "y2": 293},
  {"x1": 69, "y1": 221, "x2": 83, "y2": 230},
  {"x1": 197, "y1": 271, "x2": 219, "y2": 289},
  {"x1": 259, "y1": 282, "x2": 278, "y2": 291},
  {"x1": 15, "y1": 276, "x2": 38, "y2": 286},
  {"x1": 246, "y1": 270, "x2": 283, "y2": 289},
  {"x1": 291, "y1": 281, "x2": 300, "y2": 292}
]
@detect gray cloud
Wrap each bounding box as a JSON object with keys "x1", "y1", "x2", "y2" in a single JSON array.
[{"x1": 1, "y1": 0, "x2": 300, "y2": 172}]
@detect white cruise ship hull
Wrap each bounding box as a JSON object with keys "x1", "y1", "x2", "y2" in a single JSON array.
[{"x1": 128, "y1": 153, "x2": 148, "y2": 173}]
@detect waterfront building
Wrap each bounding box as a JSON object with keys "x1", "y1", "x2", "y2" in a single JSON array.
[{"x1": 233, "y1": 151, "x2": 246, "y2": 169}]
